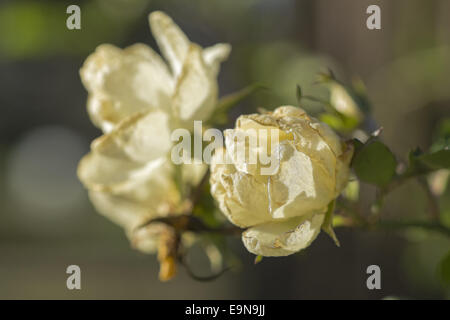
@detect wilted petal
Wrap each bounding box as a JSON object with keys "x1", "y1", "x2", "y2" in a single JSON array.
[
  {"x1": 242, "y1": 213, "x2": 325, "y2": 257},
  {"x1": 271, "y1": 105, "x2": 310, "y2": 120},
  {"x1": 86, "y1": 95, "x2": 116, "y2": 133},
  {"x1": 241, "y1": 107, "x2": 338, "y2": 179},
  {"x1": 173, "y1": 44, "x2": 218, "y2": 127},
  {"x1": 308, "y1": 118, "x2": 343, "y2": 158},
  {"x1": 80, "y1": 43, "x2": 173, "y2": 131},
  {"x1": 79, "y1": 150, "x2": 168, "y2": 195},
  {"x1": 92, "y1": 110, "x2": 172, "y2": 163},
  {"x1": 210, "y1": 150, "x2": 273, "y2": 228},
  {"x1": 218, "y1": 107, "x2": 339, "y2": 220},
  {"x1": 203, "y1": 43, "x2": 231, "y2": 77},
  {"x1": 88, "y1": 190, "x2": 153, "y2": 231},
  {"x1": 270, "y1": 143, "x2": 335, "y2": 219},
  {"x1": 149, "y1": 11, "x2": 190, "y2": 77},
  {"x1": 78, "y1": 152, "x2": 144, "y2": 192},
  {"x1": 210, "y1": 106, "x2": 352, "y2": 258},
  {"x1": 182, "y1": 162, "x2": 208, "y2": 186},
  {"x1": 224, "y1": 116, "x2": 290, "y2": 176},
  {"x1": 89, "y1": 192, "x2": 177, "y2": 255},
  {"x1": 130, "y1": 222, "x2": 173, "y2": 254},
  {"x1": 271, "y1": 106, "x2": 343, "y2": 158}
]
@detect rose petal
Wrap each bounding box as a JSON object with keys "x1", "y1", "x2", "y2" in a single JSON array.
[
  {"x1": 88, "y1": 190, "x2": 153, "y2": 230},
  {"x1": 173, "y1": 44, "x2": 218, "y2": 127},
  {"x1": 89, "y1": 192, "x2": 175, "y2": 255},
  {"x1": 80, "y1": 43, "x2": 173, "y2": 132},
  {"x1": 78, "y1": 152, "x2": 173, "y2": 197},
  {"x1": 242, "y1": 213, "x2": 325, "y2": 257},
  {"x1": 210, "y1": 149, "x2": 273, "y2": 228},
  {"x1": 130, "y1": 222, "x2": 173, "y2": 254},
  {"x1": 224, "y1": 117, "x2": 286, "y2": 176},
  {"x1": 202, "y1": 43, "x2": 231, "y2": 77},
  {"x1": 92, "y1": 110, "x2": 172, "y2": 163},
  {"x1": 308, "y1": 118, "x2": 343, "y2": 157},
  {"x1": 182, "y1": 162, "x2": 208, "y2": 186},
  {"x1": 149, "y1": 11, "x2": 190, "y2": 77},
  {"x1": 269, "y1": 143, "x2": 335, "y2": 219}
]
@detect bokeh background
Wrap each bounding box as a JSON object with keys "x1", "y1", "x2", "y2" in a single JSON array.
[{"x1": 0, "y1": 0, "x2": 449, "y2": 299}]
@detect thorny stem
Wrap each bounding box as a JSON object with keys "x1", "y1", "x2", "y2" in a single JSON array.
[
  {"x1": 338, "y1": 197, "x2": 450, "y2": 238},
  {"x1": 364, "y1": 153, "x2": 447, "y2": 232},
  {"x1": 137, "y1": 214, "x2": 243, "y2": 236},
  {"x1": 177, "y1": 252, "x2": 232, "y2": 282},
  {"x1": 137, "y1": 214, "x2": 241, "y2": 282},
  {"x1": 143, "y1": 164, "x2": 449, "y2": 282},
  {"x1": 145, "y1": 165, "x2": 450, "y2": 239},
  {"x1": 146, "y1": 206, "x2": 450, "y2": 239}
]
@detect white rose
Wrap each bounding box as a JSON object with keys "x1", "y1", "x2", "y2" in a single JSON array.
[
  {"x1": 78, "y1": 11, "x2": 230, "y2": 257},
  {"x1": 210, "y1": 106, "x2": 353, "y2": 257},
  {"x1": 78, "y1": 111, "x2": 180, "y2": 249},
  {"x1": 80, "y1": 11, "x2": 231, "y2": 133}
]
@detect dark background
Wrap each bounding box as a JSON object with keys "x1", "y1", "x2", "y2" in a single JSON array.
[{"x1": 0, "y1": 0, "x2": 449, "y2": 299}]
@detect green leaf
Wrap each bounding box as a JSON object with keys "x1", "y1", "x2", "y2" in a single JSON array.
[
  {"x1": 322, "y1": 200, "x2": 340, "y2": 247},
  {"x1": 431, "y1": 137, "x2": 450, "y2": 153},
  {"x1": 352, "y1": 140, "x2": 397, "y2": 187},
  {"x1": 316, "y1": 69, "x2": 336, "y2": 83},
  {"x1": 351, "y1": 138, "x2": 365, "y2": 155},
  {"x1": 428, "y1": 118, "x2": 450, "y2": 153},
  {"x1": 254, "y1": 255, "x2": 263, "y2": 264},
  {"x1": 419, "y1": 149, "x2": 450, "y2": 169},
  {"x1": 405, "y1": 148, "x2": 450, "y2": 177},
  {"x1": 403, "y1": 119, "x2": 450, "y2": 177}
]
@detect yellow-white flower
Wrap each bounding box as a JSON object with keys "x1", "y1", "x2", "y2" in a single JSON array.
[
  {"x1": 80, "y1": 11, "x2": 230, "y2": 133},
  {"x1": 78, "y1": 11, "x2": 230, "y2": 255},
  {"x1": 210, "y1": 106, "x2": 353, "y2": 257},
  {"x1": 80, "y1": 11, "x2": 231, "y2": 133}
]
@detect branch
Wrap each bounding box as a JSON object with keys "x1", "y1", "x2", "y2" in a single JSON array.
[
  {"x1": 337, "y1": 199, "x2": 450, "y2": 238},
  {"x1": 373, "y1": 220, "x2": 450, "y2": 237},
  {"x1": 137, "y1": 214, "x2": 243, "y2": 236}
]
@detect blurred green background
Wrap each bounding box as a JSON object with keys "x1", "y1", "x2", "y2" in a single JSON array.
[{"x1": 0, "y1": 0, "x2": 449, "y2": 299}]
